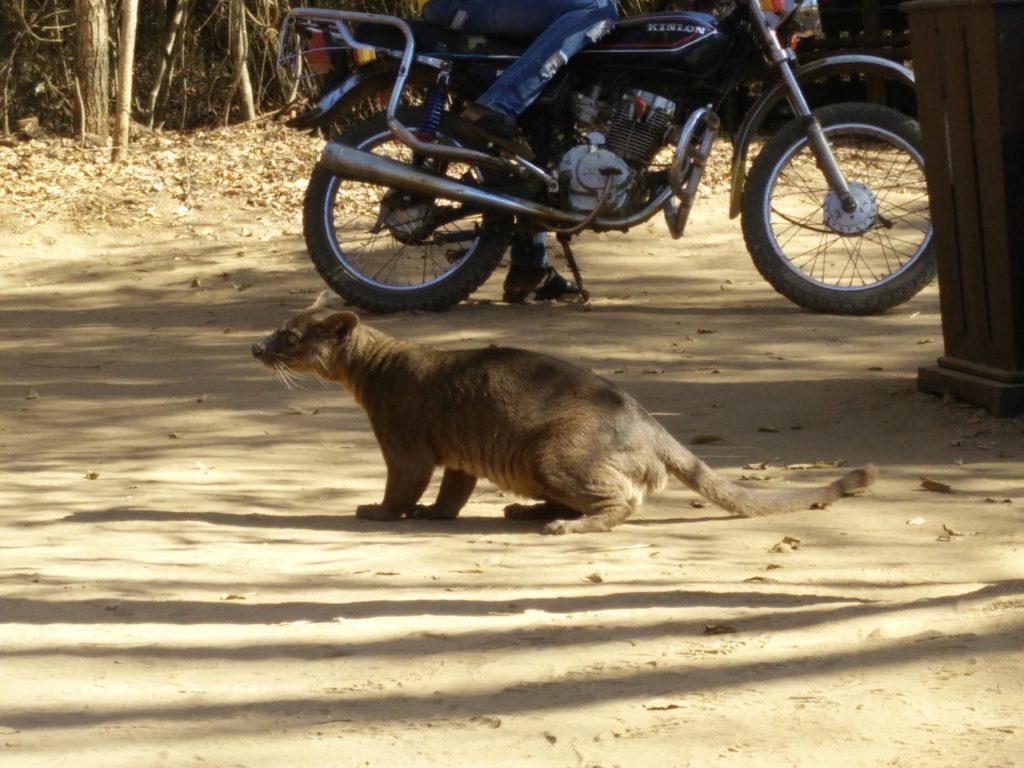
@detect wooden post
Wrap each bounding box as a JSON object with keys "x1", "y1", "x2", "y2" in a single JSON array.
[
  {"x1": 862, "y1": 0, "x2": 886, "y2": 102},
  {"x1": 906, "y1": 0, "x2": 1024, "y2": 415}
]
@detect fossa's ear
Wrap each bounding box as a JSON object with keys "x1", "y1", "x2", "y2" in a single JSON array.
[
  {"x1": 311, "y1": 289, "x2": 346, "y2": 311},
  {"x1": 320, "y1": 311, "x2": 360, "y2": 340}
]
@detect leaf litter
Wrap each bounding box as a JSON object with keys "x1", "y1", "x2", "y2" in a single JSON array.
[{"x1": 0, "y1": 123, "x2": 322, "y2": 233}]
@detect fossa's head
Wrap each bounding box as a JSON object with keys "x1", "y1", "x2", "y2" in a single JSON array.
[{"x1": 252, "y1": 291, "x2": 359, "y2": 378}]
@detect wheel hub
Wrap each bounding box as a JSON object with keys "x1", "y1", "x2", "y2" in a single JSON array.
[
  {"x1": 823, "y1": 181, "x2": 878, "y2": 235},
  {"x1": 374, "y1": 190, "x2": 435, "y2": 244}
]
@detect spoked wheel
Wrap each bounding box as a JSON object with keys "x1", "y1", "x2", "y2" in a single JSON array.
[
  {"x1": 741, "y1": 103, "x2": 934, "y2": 315},
  {"x1": 303, "y1": 106, "x2": 511, "y2": 312}
]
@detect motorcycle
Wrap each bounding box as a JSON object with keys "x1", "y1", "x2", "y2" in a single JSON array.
[{"x1": 277, "y1": 0, "x2": 932, "y2": 314}]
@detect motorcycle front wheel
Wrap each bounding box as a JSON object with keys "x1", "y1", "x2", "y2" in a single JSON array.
[
  {"x1": 741, "y1": 103, "x2": 934, "y2": 315},
  {"x1": 303, "y1": 106, "x2": 512, "y2": 312}
]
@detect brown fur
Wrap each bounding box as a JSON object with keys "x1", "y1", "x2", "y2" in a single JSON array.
[{"x1": 252, "y1": 293, "x2": 877, "y2": 534}]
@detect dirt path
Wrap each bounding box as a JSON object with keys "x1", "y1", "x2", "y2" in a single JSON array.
[{"x1": 1, "y1": 128, "x2": 1022, "y2": 767}]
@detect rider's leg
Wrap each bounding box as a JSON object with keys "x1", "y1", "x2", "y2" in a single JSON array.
[
  {"x1": 423, "y1": 0, "x2": 617, "y2": 118},
  {"x1": 504, "y1": 229, "x2": 580, "y2": 303},
  {"x1": 421, "y1": 0, "x2": 605, "y2": 299},
  {"x1": 477, "y1": 0, "x2": 617, "y2": 117}
]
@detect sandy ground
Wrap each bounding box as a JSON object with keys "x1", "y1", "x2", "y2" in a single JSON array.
[{"x1": 2, "y1": 128, "x2": 1023, "y2": 767}]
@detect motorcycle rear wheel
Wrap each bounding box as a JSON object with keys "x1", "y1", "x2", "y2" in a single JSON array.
[
  {"x1": 303, "y1": 107, "x2": 512, "y2": 313},
  {"x1": 741, "y1": 103, "x2": 934, "y2": 315}
]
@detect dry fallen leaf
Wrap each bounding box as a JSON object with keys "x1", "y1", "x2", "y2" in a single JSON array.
[
  {"x1": 585, "y1": 572, "x2": 604, "y2": 584},
  {"x1": 920, "y1": 477, "x2": 954, "y2": 494},
  {"x1": 691, "y1": 434, "x2": 724, "y2": 445},
  {"x1": 703, "y1": 624, "x2": 737, "y2": 635},
  {"x1": 644, "y1": 701, "x2": 682, "y2": 711},
  {"x1": 769, "y1": 535, "x2": 802, "y2": 553},
  {"x1": 786, "y1": 460, "x2": 846, "y2": 470},
  {"x1": 936, "y1": 523, "x2": 973, "y2": 542}
]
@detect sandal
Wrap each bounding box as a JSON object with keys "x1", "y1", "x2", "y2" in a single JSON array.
[{"x1": 502, "y1": 265, "x2": 581, "y2": 303}]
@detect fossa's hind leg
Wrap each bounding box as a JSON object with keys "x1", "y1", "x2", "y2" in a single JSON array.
[
  {"x1": 543, "y1": 498, "x2": 638, "y2": 534},
  {"x1": 503, "y1": 501, "x2": 582, "y2": 521},
  {"x1": 536, "y1": 467, "x2": 642, "y2": 535}
]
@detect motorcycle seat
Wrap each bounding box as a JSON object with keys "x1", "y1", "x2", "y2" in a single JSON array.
[{"x1": 352, "y1": 19, "x2": 529, "y2": 60}]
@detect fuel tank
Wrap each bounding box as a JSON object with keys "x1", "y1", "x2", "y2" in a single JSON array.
[{"x1": 578, "y1": 12, "x2": 734, "y2": 77}]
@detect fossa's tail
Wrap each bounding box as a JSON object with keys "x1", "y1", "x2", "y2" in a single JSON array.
[{"x1": 663, "y1": 441, "x2": 878, "y2": 516}]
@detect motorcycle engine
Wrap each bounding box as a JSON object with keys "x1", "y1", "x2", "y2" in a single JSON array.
[{"x1": 559, "y1": 88, "x2": 676, "y2": 214}]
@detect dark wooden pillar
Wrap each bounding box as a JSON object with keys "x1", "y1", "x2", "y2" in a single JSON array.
[
  {"x1": 861, "y1": 0, "x2": 887, "y2": 101},
  {"x1": 905, "y1": 0, "x2": 1024, "y2": 415}
]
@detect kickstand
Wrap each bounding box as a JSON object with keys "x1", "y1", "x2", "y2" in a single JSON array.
[{"x1": 556, "y1": 233, "x2": 590, "y2": 302}]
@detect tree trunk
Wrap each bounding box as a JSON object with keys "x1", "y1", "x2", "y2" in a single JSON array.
[
  {"x1": 112, "y1": 0, "x2": 138, "y2": 162},
  {"x1": 226, "y1": 0, "x2": 256, "y2": 124},
  {"x1": 74, "y1": 0, "x2": 109, "y2": 141},
  {"x1": 146, "y1": 0, "x2": 188, "y2": 128}
]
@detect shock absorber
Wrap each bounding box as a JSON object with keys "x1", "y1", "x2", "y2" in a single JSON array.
[{"x1": 415, "y1": 70, "x2": 450, "y2": 140}]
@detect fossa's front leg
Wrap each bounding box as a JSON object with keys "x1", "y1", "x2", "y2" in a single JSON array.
[
  {"x1": 409, "y1": 468, "x2": 477, "y2": 520},
  {"x1": 356, "y1": 454, "x2": 435, "y2": 521}
]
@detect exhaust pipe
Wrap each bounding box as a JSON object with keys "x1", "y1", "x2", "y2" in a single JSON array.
[{"x1": 319, "y1": 142, "x2": 583, "y2": 226}]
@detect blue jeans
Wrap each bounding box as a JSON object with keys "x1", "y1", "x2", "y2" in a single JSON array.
[
  {"x1": 422, "y1": 0, "x2": 617, "y2": 116},
  {"x1": 509, "y1": 231, "x2": 549, "y2": 268}
]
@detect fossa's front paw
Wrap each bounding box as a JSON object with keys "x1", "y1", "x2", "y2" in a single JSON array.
[
  {"x1": 408, "y1": 504, "x2": 458, "y2": 520},
  {"x1": 355, "y1": 504, "x2": 402, "y2": 521}
]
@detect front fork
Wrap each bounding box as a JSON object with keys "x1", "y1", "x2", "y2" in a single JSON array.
[{"x1": 749, "y1": 0, "x2": 857, "y2": 213}]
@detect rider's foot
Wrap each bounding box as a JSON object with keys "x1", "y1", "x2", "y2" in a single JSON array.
[
  {"x1": 461, "y1": 102, "x2": 533, "y2": 159},
  {"x1": 462, "y1": 102, "x2": 516, "y2": 137},
  {"x1": 502, "y1": 265, "x2": 581, "y2": 303}
]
